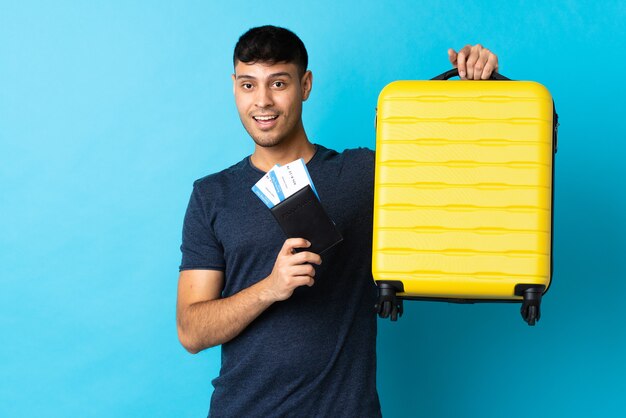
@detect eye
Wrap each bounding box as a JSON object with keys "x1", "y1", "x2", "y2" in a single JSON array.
[
  {"x1": 273, "y1": 81, "x2": 285, "y2": 88},
  {"x1": 241, "y1": 83, "x2": 253, "y2": 90}
]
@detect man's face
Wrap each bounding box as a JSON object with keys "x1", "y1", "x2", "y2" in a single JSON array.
[{"x1": 233, "y1": 61, "x2": 312, "y2": 148}]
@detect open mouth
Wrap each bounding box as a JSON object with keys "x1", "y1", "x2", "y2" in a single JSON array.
[
  {"x1": 252, "y1": 114, "x2": 279, "y2": 130},
  {"x1": 253, "y1": 115, "x2": 279, "y2": 122}
]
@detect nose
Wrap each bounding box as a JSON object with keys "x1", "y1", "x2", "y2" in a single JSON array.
[{"x1": 255, "y1": 86, "x2": 274, "y2": 108}]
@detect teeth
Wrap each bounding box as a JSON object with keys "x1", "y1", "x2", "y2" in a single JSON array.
[{"x1": 254, "y1": 115, "x2": 277, "y2": 121}]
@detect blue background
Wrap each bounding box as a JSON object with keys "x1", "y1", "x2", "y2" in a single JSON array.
[{"x1": 1, "y1": 1, "x2": 625, "y2": 417}]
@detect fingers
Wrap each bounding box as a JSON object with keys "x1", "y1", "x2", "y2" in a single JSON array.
[
  {"x1": 291, "y1": 263, "x2": 317, "y2": 278},
  {"x1": 289, "y1": 275, "x2": 315, "y2": 288},
  {"x1": 291, "y1": 250, "x2": 322, "y2": 266},
  {"x1": 286, "y1": 250, "x2": 320, "y2": 289},
  {"x1": 448, "y1": 48, "x2": 458, "y2": 68},
  {"x1": 474, "y1": 46, "x2": 491, "y2": 80},
  {"x1": 481, "y1": 53, "x2": 499, "y2": 79},
  {"x1": 277, "y1": 238, "x2": 321, "y2": 279},
  {"x1": 274, "y1": 257, "x2": 317, "y2": 281},
  {"x1": 453, "y1": 44, "x2": 499, "y2": 80},
  {"x1": 289, "y1": 270, "x2": 316, "y2": 289},
  {"x1": 456, "y1": 45, "x2": 471, "y2": 79},
  {"x1": 280, "y1": 238, "x2": 321, "y2": 264},
  {"x1": 280, "y1": 237, "x2": 311, "y2": 255},
  {"x1": 267, "y1": 239, "x2": 320, "y2": 301},
  {"x1": 466, "y1": 44, "x2": 482, "y2": 80}
]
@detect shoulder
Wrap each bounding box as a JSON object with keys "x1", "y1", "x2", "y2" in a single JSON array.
[
  {"x1": 192, "y1": 158, "x2": 248, "y2": 192},
  {"x1": 312, "y1": 145, "x2": 375, "y2": 186},
  {"x1": 316, "y1": 144, "x2": 374, "y2": 164},
  {"x1": 336, "y1": 147, "x2": 375, "y2": 174},
  {"x1": 187, "y1": 158, "x2": 250, "y2": 213},
  {"x1": 340, "y1": 147, "x2": 375, "y2": 163}
]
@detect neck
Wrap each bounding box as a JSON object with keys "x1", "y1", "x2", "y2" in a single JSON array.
[{"x1": 250, "y1": 135, "x2": 316, "y2": 173}]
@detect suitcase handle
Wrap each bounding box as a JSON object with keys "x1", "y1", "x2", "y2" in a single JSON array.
[{"x1": 431, "y1": 68, "x2": 511, "y2": 81}]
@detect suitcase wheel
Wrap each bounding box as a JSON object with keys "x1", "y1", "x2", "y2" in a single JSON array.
[
  {"x1": 519, "y1": 286, "x2": 543, "y2": 326},
  {"x1": 375, "y1": 282, "x2": 404, "y2": 321}
]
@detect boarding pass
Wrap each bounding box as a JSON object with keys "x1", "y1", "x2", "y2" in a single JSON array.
[{"x1": 251, "y1": 158, "x2": 319, "y2": 208}]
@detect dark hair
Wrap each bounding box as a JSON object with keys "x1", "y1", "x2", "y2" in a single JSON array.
[{"x1": 233, "y1": 25, "x2": 308, "y2": 76}]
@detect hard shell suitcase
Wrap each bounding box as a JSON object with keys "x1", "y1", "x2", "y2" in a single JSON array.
[{"x1": 372, "y1": 69, "x2": 558, "y2": 325}]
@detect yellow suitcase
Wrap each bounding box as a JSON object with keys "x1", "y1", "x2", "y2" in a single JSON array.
[{"x1": 372, "y1": 69, "x2": 558, "y2": 325}]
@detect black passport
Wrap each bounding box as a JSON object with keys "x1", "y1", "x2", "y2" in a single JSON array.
[{"x1": 270, "y1": 185, "x2": 343, "y2": 255}]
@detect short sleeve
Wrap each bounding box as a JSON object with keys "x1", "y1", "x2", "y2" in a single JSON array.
[{"x1": 179, "y1": 183, "x2": 226, "y2": 271}]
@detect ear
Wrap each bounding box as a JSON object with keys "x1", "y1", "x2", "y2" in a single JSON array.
[
  {"x1": 301, "y1": 70, "x2": 313, "y2": 101},
  {"x1": 231, "y1": 74, "x2": 236, "y2": 95}
]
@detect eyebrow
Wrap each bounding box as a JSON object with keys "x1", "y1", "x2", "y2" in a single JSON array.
[{"x1": 235, "y1": 72, "x2": 293, "y2": 80}]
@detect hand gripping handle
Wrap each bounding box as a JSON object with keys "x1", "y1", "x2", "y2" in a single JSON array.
[{"x1": 431, "y1": 68, "x2": 511, "y2": 81}]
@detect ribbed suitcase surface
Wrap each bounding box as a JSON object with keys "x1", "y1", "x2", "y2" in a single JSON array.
[{"x1": 373, "y1": 80, "x2": 554, "y2": 303}]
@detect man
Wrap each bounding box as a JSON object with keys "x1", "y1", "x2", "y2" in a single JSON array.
[{"x1": 177, "y1": 25, "x2": 498, "y2": 417}]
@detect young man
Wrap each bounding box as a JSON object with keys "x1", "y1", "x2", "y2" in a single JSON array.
[{"x1": 177, "y1": 25, "x2": 498, "y2": 417}]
